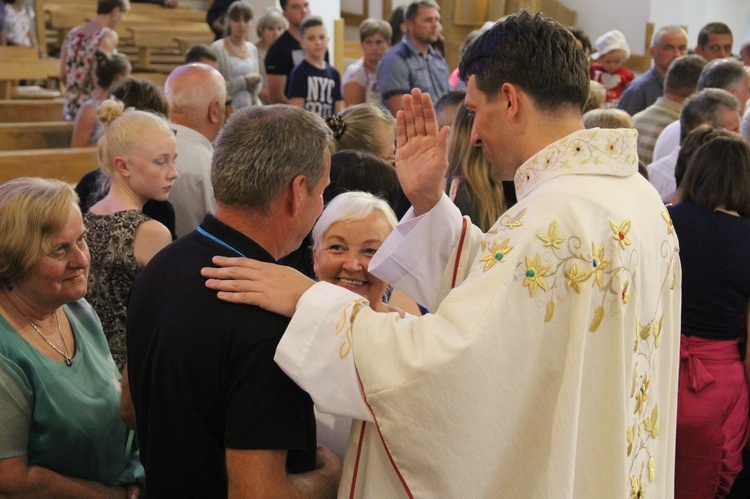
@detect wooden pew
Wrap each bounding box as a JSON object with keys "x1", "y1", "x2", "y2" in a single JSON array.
[
  {"x1": 0, "y1": 99, "x2": 65, "y2": 122},
  {"x1": 0, "y1": 147, "x2": 97, "y2": 184},
  {"x1": 128, "y1": 25, "x2": 213, "y2": 67},
  {"x1": 0, "y1": 122, "x2": 74, "y2": 151},
  {"x1": 0, "y1": 47, "x2": 61, "y2": 99}
]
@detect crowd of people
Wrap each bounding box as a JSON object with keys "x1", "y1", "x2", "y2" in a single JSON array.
[{"x1": 3, "y1": 0, "x2": 750, "y2": 497}]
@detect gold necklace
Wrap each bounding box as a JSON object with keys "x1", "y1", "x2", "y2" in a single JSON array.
[{"x1": 5, "y1": 293, "x2": 73, "y2": 367}]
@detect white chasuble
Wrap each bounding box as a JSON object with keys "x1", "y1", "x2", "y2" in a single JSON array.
[{"x1": 276, "y1": 128, "x2": 681, "y2": 498}]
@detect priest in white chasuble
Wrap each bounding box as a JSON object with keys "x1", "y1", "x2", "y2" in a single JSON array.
[{"x1": 201, "y1": 11, "x2": 681, "y2": 498}]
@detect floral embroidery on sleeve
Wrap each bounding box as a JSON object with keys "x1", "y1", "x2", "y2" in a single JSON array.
[
  {"x1": 661, "y1": 211, "x2": 674, "y2": 235},
  {"x1": 479, "y1": 238, "x2": 513, "y2": 272}
]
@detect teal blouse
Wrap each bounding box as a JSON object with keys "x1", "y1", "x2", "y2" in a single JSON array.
[{"x1": 0, "y1": 299, "x2": 143, "y2": 485}]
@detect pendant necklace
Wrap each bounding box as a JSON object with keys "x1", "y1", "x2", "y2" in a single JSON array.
[{"x1": 6, "y1": 294, "x2": 73, "y2": 367}]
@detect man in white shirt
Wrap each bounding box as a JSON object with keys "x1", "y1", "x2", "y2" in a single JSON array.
[
  {"x1": 648, "y1": 89, "x2": 741, "y2": 199},
  {"x1": 203, "y1": 12, "x2": 681, "y2": 498},
  {"x1": 651, "y1": 57, "x2": 748, "y2": 162},
  {"x1": 165, "y1": 64, "x2": 225, "y2": 237}
]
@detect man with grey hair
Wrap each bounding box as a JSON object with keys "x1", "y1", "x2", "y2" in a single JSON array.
[
  {"x1": 377, "y1": 0, "x2": 450, "y2": 114},
  {"x1": 619, "y1": 25, "x2": 688, "y2": 116},
  {"x1": 633, "y1": 54, "x2": 707, "y2": 165},
  {"x1": 165, "y1": 63, "x2": 226, "y2": 237},
  {"x1": 126, "y1": 105, "x2": 341, "y2": 496},
  {"x1": 648, "y1": 88, "x2": 741, "y2": 198},
  {"x1": 652, "y1": 57, "x2": 749, "y2": 161}
]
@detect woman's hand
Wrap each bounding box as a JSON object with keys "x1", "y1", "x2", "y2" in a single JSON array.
[
  {"x1": 244, "y1": 73, "x2": 262, "y2": 91},
  {"x1": 201, "y1": 256, "x2": 315, "y2": 317}
]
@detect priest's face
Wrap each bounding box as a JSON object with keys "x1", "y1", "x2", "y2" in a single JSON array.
[{"x1": 465, "y1": 75, "x2": 518, "y2": 181}]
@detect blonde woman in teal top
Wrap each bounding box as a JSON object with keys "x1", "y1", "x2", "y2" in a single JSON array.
[{"x1": 0, "y1": 178, "x2": 143, "y2": 496}]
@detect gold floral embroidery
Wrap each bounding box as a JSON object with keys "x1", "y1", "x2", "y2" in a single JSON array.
[
  {"x1": 479, "y1": 238, "x2": 513, "y2": 272},
  {"x1": 523, "y1": 255, "x2": 549, "y2": 296},
  {"x1": 544, "y1": 300, "x2": 555, "y2": 323},
  {"x1": 622, "y1": 281, "x2": 631, "y2": 304},
  {"x1": 630, "y1": 474, "x2": 644, "y2": 499},
  {"x1": 564, "y1": 263, "x2": 592, "y2": 294},
  {"x1": 538, "y1": 221, "x2": 565, "y2": 248},
  {"x1": 336, "y1": 299, "x2": 367, "y2": 360},
  {"x1": 661, "y1": 211, "x2": 674, "y2": 235},
  {"x1": 591, "y1": 243, "x2": 611, "y2": 290},
  {"x1": 500, "y1": 208, "x2": 527, "y2": 230},
  {"x1": 610, "y1": 219, "x2": 633, "y2": 248},
  {"x1": 589, "y1": 306, "x2": 605, "y2": 333}
]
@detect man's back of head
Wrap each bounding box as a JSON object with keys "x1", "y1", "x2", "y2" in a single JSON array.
[
  {"x1": 165, "y1": 63, "x2": 227, "y2": 142},
  {"x1": 696, "y1": 22, "x2": 733, "y2": 61},
  {"x1": 680, "y1": 87, "x2": 740, "y2": 143},
  {"x1": 212, "y1": 105, "x2": 334, "y2": 214},
  {"x1": 697, "y1": 57, "x2": 749, "y2": 113},
  {"x1": 458, "y1": 11, "x2": 588, "y2": 113},
  {"x1": 664, "y1": 54, "x2": 707, "y2": 100}
]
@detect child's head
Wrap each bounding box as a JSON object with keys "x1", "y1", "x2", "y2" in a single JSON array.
[
  {"x1": 593, "y1": 30, "x2": 630, "y2": 73},
  {"x1": 300, "y1": 16, "x2": 328, "y2": 60}
]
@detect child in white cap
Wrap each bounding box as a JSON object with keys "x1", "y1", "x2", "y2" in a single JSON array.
[{"x1": 589, "y1": 30, "x2": 635, "y2": 106}]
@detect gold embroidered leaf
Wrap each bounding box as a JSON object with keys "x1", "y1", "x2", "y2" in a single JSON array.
[
  {"x1": 545, "y1": 300, "x2": 555, "y2": 323},
  {"x1": 648, "y1": 457, "x2": 655, "y2": 483},
  {"x1": 630, "y1": 371, "x2": 637, "y2": 397},
  {"x1": 501, "y1": 208, "x2": 527, "y2": 230},
  {"x1": 538, "y1": 221, "x2": 565, "y2": 248},
  {"x1": 629, "y1": 475, "x2": 643, "y2": 499},
  {"x1": 622, "y1": 280, "x2": 631, "y2": 304},
  {"x1": 481, "y1": 241, "x2": 487, "y2": 252},
  {"x1": 639, "y1": 322, "x2": 652, "y2": 341},
  {"x1": 589, "y1": 305, "x2": 604, "y2": 332},
  {"x1": 627, "y1": 425, "x2": 634, "y2": 456},
  {"x1": 565, "y1": 263, "x2": 593, "y2": 294},
  {"x1": 654, "y1": 317, "x2": 663, "y2": 349},
  {"x1": 661, "y1": 211, "x2": 674, "y2": 235}
]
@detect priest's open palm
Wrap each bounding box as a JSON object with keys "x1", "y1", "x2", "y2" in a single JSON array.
[{"x1": 396, "y1": 88, "x2": 451, "y2": 216}]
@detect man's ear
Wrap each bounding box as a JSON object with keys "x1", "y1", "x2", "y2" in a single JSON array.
[
  {"x1": 208, "y1": 99, "x2": 222, "y2": 124},
  {"x1": 288, "y1": 174, "x2": 308, "y2": 217},
  {"x1": 502, "y1": 82, "x2": 521, "y2": 122}
]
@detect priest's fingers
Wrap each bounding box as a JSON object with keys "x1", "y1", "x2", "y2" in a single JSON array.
[
  {"x1": 411, "y1": 88, "x2": 427, "y2": 136},
  {"x1": 421, "y1": 91, "x2": 439, "y2": 137},
  {"x1": 208, "y1": 255, "x2": 266, "y2": 270},
  {"x1": 402, "y1": 91, "x2": 417, "y2": 140},
  {"x1": 396, "y1": 109, "x2": 407, "y2": 150}
]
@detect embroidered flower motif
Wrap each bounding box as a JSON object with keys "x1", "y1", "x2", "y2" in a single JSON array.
[
  {"x1": 479, "y1": 238, "x2": 513, "y2": 272},
  {"x1": 500, "y1": 208, "x2": 527, "y2": 230},
  {"x1": 621, "y1": 281, "x2": 631, "y2": 304},
  {"x1": 634, "y1": 374, "x2": 650, "y2": 416},
  {"x1": 572, "y1": 141, "x2": 583, "y2": 155},
  {"x1": 644, "y1": 405, "x2": 659, "y2": 439},
  {"x1": 538, "y1": 221, "x2": 565, "y2": 248},
  {"x1": 630, "y1": 475, "x2": 644, "y2": 499},
  {"x1": 661, "y1": 211, "x2": 674, "y2": 235},
  {"x1": 523, "y1": 254, "x2": 549, "y2": 297},
  {"x1": 606, "y1": 138, "x2": 619, "y2": 156},
  {"x1": 591, "y1": 242, "x2": 611, "y2": 290},
  {"x1": 610, "y1": 219, "x2": 632, "y2": 248},
  {"x1": 564, "y1": 263, "x2": 592, "y2": 294}
]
